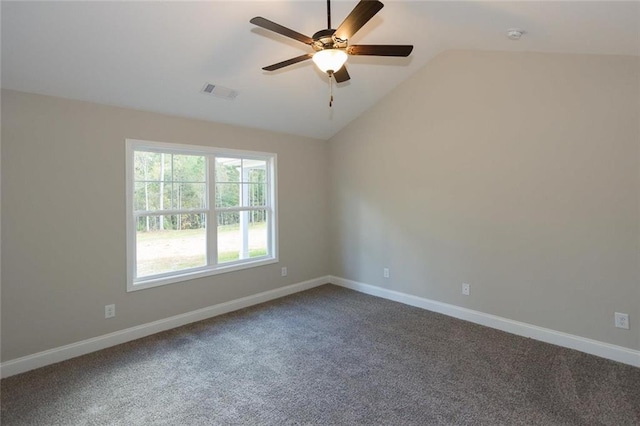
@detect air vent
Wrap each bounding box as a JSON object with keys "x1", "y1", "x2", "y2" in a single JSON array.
[{"x1": 201, "y1": 83, "x2": 238, "y2": 100}]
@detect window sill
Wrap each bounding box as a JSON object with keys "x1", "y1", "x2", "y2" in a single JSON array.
[{"x1": 127, "y1": 257, "x2": 279, "y2": 292}]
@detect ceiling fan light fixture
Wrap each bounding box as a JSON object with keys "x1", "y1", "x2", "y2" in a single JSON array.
[{"x1": 312, "y1": 48, "x2": 348, "y2": 74}]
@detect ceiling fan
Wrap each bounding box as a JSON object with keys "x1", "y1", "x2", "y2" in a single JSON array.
[{"x1": 249, "y1": 0, "x2": 413, "y2": 84}]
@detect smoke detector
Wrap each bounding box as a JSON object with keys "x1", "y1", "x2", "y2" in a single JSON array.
[
  {"x1": 506, "y1": 29, "x2": 525, "y2": 40},
  {"x1": 201, "y1": 83, "x2": 238, "y2": 100}
]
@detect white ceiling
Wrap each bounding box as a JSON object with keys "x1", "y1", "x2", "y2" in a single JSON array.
[{"x1": 2, "y1": 1, "x2": 639, "y2": 140}]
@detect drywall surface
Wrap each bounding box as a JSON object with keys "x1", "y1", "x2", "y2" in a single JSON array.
[
  {"x1": 1, "y1": 90, "x2": 329, "y2": 361},
  {"x1": 328, "y1": 51, "x2": 640, "y2": 351}
]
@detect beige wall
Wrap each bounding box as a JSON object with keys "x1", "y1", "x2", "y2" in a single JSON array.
[
  {"x1": 2, "y1": 49, "x2": 639, "y2": 362},
  {"x1": 1, "y1": 90, "x2": 329, "y2": 361},
  {"x1": 329, "y1": 51, "x2": 640, "y2": 351}
]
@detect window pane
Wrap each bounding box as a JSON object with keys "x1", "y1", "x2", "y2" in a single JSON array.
[
  {"x1": 246, "y1": 160, "x2": 267, "y2": 183},
  {"x1": 217, "y1": 212, "x2": 240, "y2": 263},
  {"x1": 172, "y1": 154, "x2": 206, "y2": 182},
  {"x1": 174, "y1": 182, "x2": 206, "y2": 210},
  {"x1": 134, "y1": 182, "x2": 148, "y2": 211},
  {"x1": 244, "y1": 183, "x2": 267, "y2": 206},
  {"x1": 164, "y1": 184, "x2": 173, "y2": 210},
  {"x1": 217, "y1": 211, "x2": 268, "y2": 263},
  {"x1": 134, "y1": 182, "x2": 162, "y2": 211},
  {"x1": 135, "y1": 152, "x2": 206, "y2": 211},
  {"x1": 215, "y1": 157, "x2": 241, "y2": 183},
  {"x1": 136, "y1": 214, "x2": 206, "y2": 277},
  {"x1": 134, "y1": 151, "x2": 163, "y2": 181},
  {"x1": 248, "y1": 211, "x2": 268, "y2": 258},
  {"x1": 215, "y1": 183, "x2": 240, "y2": 208}
]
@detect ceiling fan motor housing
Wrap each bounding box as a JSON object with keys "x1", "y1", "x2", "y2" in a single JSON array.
[{"x1": 312, "y1": 29, "x2": 347, "y2": 51}]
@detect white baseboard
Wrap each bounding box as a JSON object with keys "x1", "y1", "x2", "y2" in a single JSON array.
[
  {"x1": 1, "y1": 276, "x2": 330, "y2": 378},
  {"x1": 330, "y1": 276, "x2": 640, "y2": 368},
  {"x1": 4, "y1": 275, "x2": 636, "y2": 378}
]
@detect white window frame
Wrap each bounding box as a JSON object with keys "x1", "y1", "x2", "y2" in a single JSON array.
[{"x1": 126, "y1": 139, "x2": 278, "y2": 292}]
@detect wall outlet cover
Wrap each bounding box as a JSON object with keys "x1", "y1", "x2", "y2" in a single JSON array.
[
  {"x1": 614, "y1": 312, "x2": 629, "y2": 330},
  {"x1": 462, "y1": 283, "x2": 470, "y2": 296},
  {"x1": 105, "y1": 304, "x2": 115, "y2": 319}
]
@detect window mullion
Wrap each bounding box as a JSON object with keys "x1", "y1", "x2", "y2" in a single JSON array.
[
  {"x1": 267, "y1": 159, "x2": 273, "y2": 257},
  {"x1": 215, "y1": 206, "x2": 266, "y2": 213},
  {"x1": 208, "y1": 155, "x2": 217, "y2": 267},
  {"x1": 135, "y1": 208, "x2": 208, "y2": 217}
]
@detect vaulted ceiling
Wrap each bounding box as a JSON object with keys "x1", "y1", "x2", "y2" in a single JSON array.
[{"x1": 2, "y1": 1, "x2": 639, "y2": 140}]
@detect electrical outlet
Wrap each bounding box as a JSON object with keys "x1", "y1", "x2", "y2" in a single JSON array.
[
  {"x1": 462, "y1": 283, "x2": 470, "y2": 296},
  {"x1": 281, "y1": 267, "x2": 287, "y2": 277},
  {"x1": 614, "y1": 312, "x2": 629, "y2": 330},
  {"x1": 105, "y1": 304, "x2": 115, "y2": 319},
  {"x1": 383, "y1": 268, "x2": 390, "y2": 278}
]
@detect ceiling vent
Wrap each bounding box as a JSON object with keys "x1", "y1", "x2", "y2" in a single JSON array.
[
  {"x1": 201, "y1": 83, "x2": 238, "y2": 100},
  {"x1": 506, "y1": 29, "x2": 525, "y2": 40}
]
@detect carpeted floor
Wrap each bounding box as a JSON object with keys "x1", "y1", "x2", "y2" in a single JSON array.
[{"x1": 2, "y1": 284, "x2": 639, "y2": 425}]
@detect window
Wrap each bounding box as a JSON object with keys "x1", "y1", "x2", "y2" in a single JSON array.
[{"x1": 126, "y1": 139, "x2": 277, "y2": 291}]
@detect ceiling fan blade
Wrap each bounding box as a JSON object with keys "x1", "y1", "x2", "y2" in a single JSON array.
[
  {"x1": 262, "y1": 54, "x2": 313, "y2": 71},
  {"x1": 335, "y1": 0, "x2": 384, "y2": 41},
  {"x1": 347, "y1": 44, "x2": 413, "y2": 57},
  {"x1": 333, "y1": 66, "x2": 351, "y2": 83},
  {"x1": 250, "y1": 17, "x2": 314, "y2": 45}
]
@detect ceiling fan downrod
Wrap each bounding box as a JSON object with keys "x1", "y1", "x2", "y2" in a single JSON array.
[{"x1": 324, "y1": 0, "x2": 339, "y2": 109}]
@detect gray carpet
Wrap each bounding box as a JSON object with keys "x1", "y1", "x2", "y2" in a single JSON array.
[{"x1": 1, "y1": 284, "x2": 639, "y2": 425}]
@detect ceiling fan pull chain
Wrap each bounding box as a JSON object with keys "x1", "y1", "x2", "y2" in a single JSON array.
[{"x1": 329, "y1": 73, "x2": 334, "y2": 107}]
